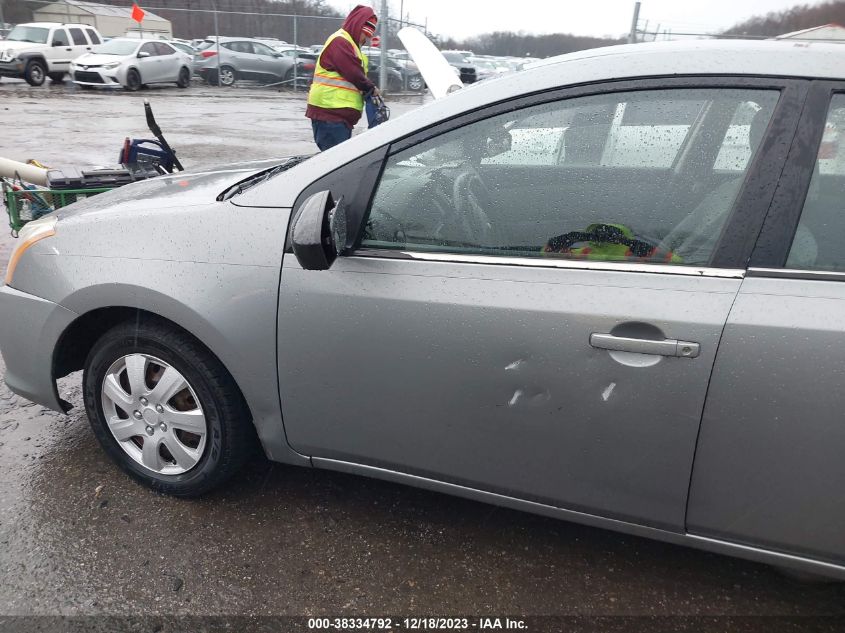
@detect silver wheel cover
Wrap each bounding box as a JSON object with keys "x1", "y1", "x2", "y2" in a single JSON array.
[{"x1": 101, "y1": 354, "x2": 207, "y2": 476}]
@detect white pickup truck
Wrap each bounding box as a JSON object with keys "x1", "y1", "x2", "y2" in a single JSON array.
[{"x1": 0, "y1": 22, "x2": 104, "y2": 86}]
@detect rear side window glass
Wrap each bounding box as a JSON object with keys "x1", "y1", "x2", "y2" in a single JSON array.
[
  {"x1": 363, "y1": 88, "x2": 778, "y2": 268},
  {"x1": 86, "y1": 30, "x2": 101, "y2": 45},
  {"x1": 786, "y1": 94, "x2": 845, "y2": 271},
  {"x1": 69, "y1": 28, "x2": 87, "y2": 45},
  {"x1": 51, "y1": 29, "x2": 69, "y2": 47}
]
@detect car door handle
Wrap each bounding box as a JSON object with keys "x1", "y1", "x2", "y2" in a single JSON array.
[{"x1": 590, "y1": 333, "x2": 700, "y2": 358}]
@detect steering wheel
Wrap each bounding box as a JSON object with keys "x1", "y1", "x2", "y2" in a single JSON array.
[{"x1": 450, "y1": 167, "x2": 493, "y2": 246}]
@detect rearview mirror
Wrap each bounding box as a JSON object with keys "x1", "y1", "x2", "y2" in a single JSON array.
[{"x1": 291, "y1": 191, "x2": 347, "y2": 271}]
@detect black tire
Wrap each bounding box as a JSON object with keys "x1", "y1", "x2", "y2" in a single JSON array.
[
  {"x1": 176, "y1": 66, "x2": 191, "y2": 88},
  {"x1": 218, "y1": 65, "x2": 236, "y2": 87},
  {"x1": 24, "y1": 59, "x2": 47, "y2": 86},
  {"x1": 125, "y1": 68, "x2": 141, "y2": 91},
  {"x1": 83, "y1": 318, "x2": 255, "y2": 497},
  {"x1": 48, "y1": 72, "x2": 65, "y2": 83}
]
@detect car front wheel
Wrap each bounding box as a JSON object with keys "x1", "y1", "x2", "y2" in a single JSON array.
[
  {"x1": 83, "y1": 318, "x2": 254, "y2": 496},
  {"x1": 24, "y1": 60, "x2": 47, "y2": 86},
  {"x1": 176, "y1": 66, "x2": 191, "y2": 88},
  {"x1": 125, "y1": 68, "x2": 141, "y2": 91}
]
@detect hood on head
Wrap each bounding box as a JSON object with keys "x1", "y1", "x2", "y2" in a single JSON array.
[{"x1": 342, "y1": 5, "x2": 376, "y2": 44}]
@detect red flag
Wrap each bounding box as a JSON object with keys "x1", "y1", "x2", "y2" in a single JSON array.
[{"x1": 131, "y1": 3, "x2": 145, "y2": 23}]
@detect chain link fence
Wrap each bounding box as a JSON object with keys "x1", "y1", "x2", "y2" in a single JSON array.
[{"x1": 6, "y1": 0, "x2": 429, "y2": 92}]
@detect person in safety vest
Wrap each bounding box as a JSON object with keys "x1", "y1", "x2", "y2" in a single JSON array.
[{"x1": 306, "y1": 5, "x2": 380, "y2": 151}]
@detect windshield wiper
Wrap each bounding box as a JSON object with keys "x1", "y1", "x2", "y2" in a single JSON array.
[{"x1": 217, "y1": 156, "x2": 309, "y2": 202}]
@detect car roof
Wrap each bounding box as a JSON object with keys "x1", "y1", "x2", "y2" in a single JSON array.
[
  {"x1": 238, "y1": 38, "x2": 845, "y2": 208},
  {"x1": 526, "y1": 39, "x2": 845, "y2": 80}
]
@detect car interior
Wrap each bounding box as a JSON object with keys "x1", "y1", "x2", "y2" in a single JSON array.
[{"x1": 362, "y1": 88, "x2": 819, "y2": 268}]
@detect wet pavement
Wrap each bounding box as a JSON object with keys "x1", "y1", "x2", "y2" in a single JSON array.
[{"x1": 2, "y1": 80, "x2": 845, "y2": 627}]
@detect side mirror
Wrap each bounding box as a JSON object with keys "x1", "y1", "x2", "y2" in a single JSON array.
[
  {"x1": 138, "y1": 51, "x2": 150, "y2": 58},
  {"x1": 291, "y1": 191, "x2": 347, "y2": 271}
]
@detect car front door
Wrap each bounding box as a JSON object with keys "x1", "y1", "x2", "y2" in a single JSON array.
[
  {"x1": 137, "y1": 42, "x2": 162, "y2": 82},
  {"x1": 46, "y1": 27, "x2": 73, "y2": 71},
  {"x1": 277, "y1": 79, "x2": 804, "y2": 531},
  {"x1": 687, "y1": 83, "x2": 845, "y2": 563},
  {"x1": 251, "y1": 41, "x2": 287, "y2": 81}
]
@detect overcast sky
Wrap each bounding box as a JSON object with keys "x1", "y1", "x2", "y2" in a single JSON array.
[{"x1": 328, "y1": 0, "x2": 818, "y2": 40}]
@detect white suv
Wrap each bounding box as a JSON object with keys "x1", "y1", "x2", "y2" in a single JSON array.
[{"x1": 0, "y1": 22, "x2": 103, "y2": 86}]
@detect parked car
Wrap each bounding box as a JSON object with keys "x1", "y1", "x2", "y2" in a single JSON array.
[
  {"x1": 70, "y1": 38, "x2": 192, "y2": 91},
  {"x1": 440, "y1": 49, "x2": 478, "y2": 83},
  {"x1": 5, "y1": 39, "x2": 845, "y2": 582},
  {"x1": 364, "y1": 48, "x2": 425, "y2": 91},
  {"x1": 196, "y1": 36, "x2": 294, "y2": 86},
  {"x1": 0, "y1": 22, "x2": 103, "y2": 85},
  {"x1": 168, "y1": 40, "x2": 196, "y2": 57}
]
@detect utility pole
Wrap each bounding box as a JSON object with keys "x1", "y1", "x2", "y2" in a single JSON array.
[
  {"x1": 628, "y1": 1, "x2": 641, "y2": 44},
  {"x1": 0, "y1": 1, "x2": 5, "y2": 29},
  {"x1": 379, "y1": 0, "x2": 387, "y2": 92}
]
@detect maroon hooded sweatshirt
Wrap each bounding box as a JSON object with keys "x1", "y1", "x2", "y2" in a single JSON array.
[{"x1": 305, "y1": 4, "x2": 377, "y2": 129}]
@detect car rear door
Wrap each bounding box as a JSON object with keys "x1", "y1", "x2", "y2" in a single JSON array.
[
  {"x1": 687, "y1": 81, "x2": 845, "y2": 564},
  {"x1": 277, "y1": 78, "x2": 806, "y2": 532},
  {"x1": 67, "y1": 26, "x2": 92, "y2": 58},
  {"x1": 154, "y1": 42, "x2": 180, "y2": 81}
]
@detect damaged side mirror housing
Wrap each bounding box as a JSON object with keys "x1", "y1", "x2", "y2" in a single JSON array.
[{"x1": 291, "y1": 190, "x2": 347, "y2": 271}]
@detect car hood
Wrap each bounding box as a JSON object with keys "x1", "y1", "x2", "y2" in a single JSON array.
[
  {"x1": 71, "y1": 53, "x2": 126, "y2": 66},
  {"x1": 397, "y1": 27, "x2": 463, "y2": 99},
  {"x1": 2, "y1": 40, "x2": 46, "y2": 53},
  {"x1": 57, "y1": 157, "x2": 301, "y2": 221}
]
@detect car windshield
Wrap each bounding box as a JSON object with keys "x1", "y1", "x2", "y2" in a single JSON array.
[
  {"x1": 6, "y1": 26, "x2": 49, "y2": 44},
  {"x1": 94, "y1": 39, "x2": 139, "y2": 56},
  {"x1": 442, "y1": 52, "x2": 469, "y2": 63}
]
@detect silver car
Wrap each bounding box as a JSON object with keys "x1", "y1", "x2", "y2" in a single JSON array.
[
  {"x1": 196, "y1": 37, "x2": 295, "y2": 86},
  {"x1": 70, "y1": 38, "x2": 192, "y2": 90},
  {"x1": 2, "y1": 39, "x2": 845, "y2": 581}
]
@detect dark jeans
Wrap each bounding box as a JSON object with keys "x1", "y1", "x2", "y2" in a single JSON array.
[{"x1": 311, "y1": 120, "x2": 352, "y2": 151}]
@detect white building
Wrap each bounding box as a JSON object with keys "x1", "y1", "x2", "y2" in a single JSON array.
[{"x1": 33, "y1": 1, "x2": 173, "y2": 39}]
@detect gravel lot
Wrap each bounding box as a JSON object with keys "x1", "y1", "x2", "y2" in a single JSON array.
[{"x1": 1, "y1": 78, "x2": 845, "y2": 630}]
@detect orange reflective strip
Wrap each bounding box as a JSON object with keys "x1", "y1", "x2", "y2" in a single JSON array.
[
  {"x1": 312, "y1": 73, "x2": 358, "y2": 90},
  {"x1": 4, "y1": 228, "x2": 55, "y2": 285}
]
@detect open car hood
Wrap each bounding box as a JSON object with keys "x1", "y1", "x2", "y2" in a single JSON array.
[{"x1": 397, "y1": 27, "x2": 463, "y2": 99}]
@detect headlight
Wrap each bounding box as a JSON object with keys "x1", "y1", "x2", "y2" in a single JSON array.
[
  {"x1": 2, "y1": 49, "x2": 14, "y2": 61},
  {"x1": 5, "y1": 216, "x2": 57, "y2": 286},
  {"x1": 103, "y1": 61, "x2": 120, "y2": 69}
]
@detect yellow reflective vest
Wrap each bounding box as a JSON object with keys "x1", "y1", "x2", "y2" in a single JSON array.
[{"x1": 307, "y1": 29, "x2": 369, "y2": 112}]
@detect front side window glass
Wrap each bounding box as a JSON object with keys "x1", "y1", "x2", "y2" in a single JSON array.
[
  {"x1": 363, "y1": 88, "x2": 779, "y2": 267},
  {"x1": 786, "y1": 94, "x2": 845, "y2": 271},
  {"x1": 51, "y1": 29, "x2": 69, "y2": 47},
  {"x1": 139, "y1": 43, "x2": 159, "y2": 57},
  {"x1": 252, "y1": 42, "x2": 275, "y2": 56}
]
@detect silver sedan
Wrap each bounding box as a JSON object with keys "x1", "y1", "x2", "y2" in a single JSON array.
[
  {"x1": 2, "y1": 39, "x2": 845, "y2": 581},
  {"x1": 70, "y1": 38, "x2": 192, "y2": 90}
]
